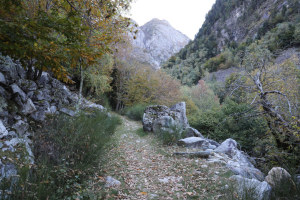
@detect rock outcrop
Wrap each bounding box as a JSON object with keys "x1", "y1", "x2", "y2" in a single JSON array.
[
  {"x1": 142, "y1": 102, "x2": 189, "y2": 133},
  {"x1": 230, "y1": 175, "x2": 272, "y2": 200},
  {"x1": 142, "y1": 102, "x2": 276, "y2": 198},
  {"x1": 0, "y1": 54, "x2": 106, "y2": 190},
  {"x1": 129, "y1": 19, "x2": 190, "y2": 69}
]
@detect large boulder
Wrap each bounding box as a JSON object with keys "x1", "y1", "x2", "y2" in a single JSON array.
[
  {"x1": 215, "y1": 139, "x2": 253, "y2": 167},
  {"x1": 143, "y1": 105, "x2": 170, "y2": 132},
  {"x1": 152, "y1": 115, "x2": 176, "y2": 134},
  {"x1": 215, "y1": 138, "x2": 265, "y2": 181},
  {"x1": 169, "y1": 102, "x2": 189, "y2": 129},
  {"x1": 230, "y1": 175, "x2": 272, "y2": 200},
  {"x1": 143, "y1": 102, "x2": 189, "y2": 133},
  {"x1": 265, "y1": 167, "x2": 296, "y2": 194},
  {"x1": 178, "y1": 137, "x2": 209, "y2": 148},
  {"x1": 227, "y1": 165, "x2": 265, "y2": 182}
]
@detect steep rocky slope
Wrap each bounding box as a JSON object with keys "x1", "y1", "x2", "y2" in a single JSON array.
[
  {"x1": 129, "y1": 18, "x2": 190, "y2": 69},
  {"x1": 163, "y1": 0, "x2": 300, "y2": 85}
]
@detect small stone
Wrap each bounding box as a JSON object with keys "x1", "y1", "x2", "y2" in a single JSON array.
[
  {"x1": 178, "y1": 137, "x2": 209, "y2": 148},
  {"x1": 0, "y1": 86, "x2": 11, "y2": 99},
  {"x1": 0, "y1": 72, "x2": 6, "y2": 85},
  {"x1": 11, "y1": 83, "x2": 27, "y2": 102},
  {"x1": 18, "y1": 79, "x2": 37, "y2": 92},
  {"x1": 12, "y1": 120, "x2": 29, "y2": 136},
  {"x1": 0, "y1": 120, "x2": 8, "y2": 139},
  {"x1": 5, "y1": 138, "x2": 20, "y2": 147},
  {"x1": 30, "y1": 110, "x2": 46, "y2": 122},
  {"x1": 8, "y1": 131, "x2": 17, "y2": 138},
  {"x1": 22, "y1": 98, "x2": 37, "y2": 115},
  {"x1": 49, "y1": 105, "x2": 57, "y2": 114},
  {"x1": 60, "y1": 108, "x2": 75, "y2": 116},
  {"x1": 105, "y1": 176, "x2": 121, "y2": 188}
]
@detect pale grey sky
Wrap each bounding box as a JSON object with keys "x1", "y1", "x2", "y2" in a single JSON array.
[{"x1": 128, "y1": 0, "x2": 216, "y2": 39}]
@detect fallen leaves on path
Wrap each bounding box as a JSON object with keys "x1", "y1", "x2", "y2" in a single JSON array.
[{"x1": 92, "y1": 116, "x2": 231, "y2": 199}]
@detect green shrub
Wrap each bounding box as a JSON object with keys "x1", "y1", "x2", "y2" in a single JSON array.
[
  {"x1": 189, "y1": 99, "x2": 268, "y2": 153},
  {"x1": 5, "y1": 111, "x2": 121, "y2": 199},
  {"x1": 136, "y1": 128, "x2": 148, "y2": 137},
  {"x1": 157, "y1": 124, "x2": 184, "y2": 146},
  {"x1": 124, "y1": 104, "x2": 148, "y2": 121}
]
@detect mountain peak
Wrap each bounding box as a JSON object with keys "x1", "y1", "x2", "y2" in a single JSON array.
[
  {"x1": 145, "y1": 18, "x2": 170, "y2": 26},
  {"x1": 129, "y1": 18, "x2": 190, "y2": 69}
]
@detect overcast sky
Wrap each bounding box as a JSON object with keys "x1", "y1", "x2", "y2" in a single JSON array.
[{"x1": 128, "y1": 0, "x2": 216, "y2": 39}]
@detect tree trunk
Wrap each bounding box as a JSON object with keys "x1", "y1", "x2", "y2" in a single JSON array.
[
  {"x1": 76, "y1": 59, "x2": 84, "y2": 112},
  {"x1": 26, "y1": 60, "x2": 34, "y2": 80}
]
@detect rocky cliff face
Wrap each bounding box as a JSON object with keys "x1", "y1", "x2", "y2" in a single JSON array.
[
  {"x1": 129, "y1": 19, "x2": 190, "y2": 69},
  {"x1": 207, "y1": 0, "x2": 292, "y2": 50},
  {"x1": 163, "y1": 0, "x2": 300, "y2": 85}
]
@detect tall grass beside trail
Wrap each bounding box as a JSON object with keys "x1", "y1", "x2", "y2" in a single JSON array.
[
  {"x1": 123, "y1": 104, "x2": 148, "y2": 121},
  {"x1": 2, "y1": 111, "x2": 121, "y2": 200}
]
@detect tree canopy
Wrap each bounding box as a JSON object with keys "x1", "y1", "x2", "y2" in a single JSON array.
[{"x1": 0, "y1": 0, "x2": 132, "y2": 81}]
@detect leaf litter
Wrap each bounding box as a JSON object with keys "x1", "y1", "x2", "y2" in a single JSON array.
[{"x1": 91, "y1": 116, "x2": 233, "y2": 199}]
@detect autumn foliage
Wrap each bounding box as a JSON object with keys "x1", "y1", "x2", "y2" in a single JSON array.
[{"x1": 0, "y1": 0, "x2": 132, "y2": 82}]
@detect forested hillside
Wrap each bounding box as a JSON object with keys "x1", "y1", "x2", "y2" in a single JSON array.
[{"x1": 163, "y1": 0, "x2": 300, "y2": 85}]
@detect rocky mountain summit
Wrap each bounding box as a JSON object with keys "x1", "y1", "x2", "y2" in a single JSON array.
[{"x1": 129, "y1": 18, "x2": 190, "y2": 69}]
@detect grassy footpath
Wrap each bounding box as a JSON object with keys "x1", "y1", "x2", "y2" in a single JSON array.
[{"x1": 90, "y1": 115, "x2": 234, "y2": 200}]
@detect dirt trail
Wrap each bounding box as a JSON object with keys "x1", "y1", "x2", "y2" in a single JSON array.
[{"x1": 96, "y1": 116, "x2": 231, "y2": 200}]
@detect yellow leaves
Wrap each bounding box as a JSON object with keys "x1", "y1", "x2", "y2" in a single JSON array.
[{"x1": 140, "y1": 192, "x2": 147, "y2": 195}]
